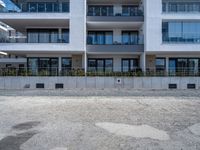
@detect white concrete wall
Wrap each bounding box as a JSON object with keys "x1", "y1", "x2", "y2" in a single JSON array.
[
  {"x1": 0, "y1": 77, "x2": 199, "y2": 90},
  {"x1": 69, "y1": 0, "x2": 86, "y2": 51},
  {"x1": 144, "y1": 0, "x2": 200, "y2": 53}
]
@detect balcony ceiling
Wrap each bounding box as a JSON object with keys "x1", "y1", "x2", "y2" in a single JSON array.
[
  {"x1": 0, "y1": 19, "x2": 69, "y2": 32},
  {"x1": 87, "y1": 0, "x2": 141, "y2": 4}
]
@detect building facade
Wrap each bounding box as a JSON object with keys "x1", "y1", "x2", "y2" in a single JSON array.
[{"x1": 0, "y1": 0, "x2": 200, "y2": 76}]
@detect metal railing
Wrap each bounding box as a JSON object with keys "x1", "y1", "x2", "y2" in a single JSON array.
[
  {"x1": 87, "y1": 8, "x2": 143, "y2": 16},
  {"x1": 163, "y1": 33, "x2": 200, "y2": 43},
  {"x1": 87, "y1": 35, "x2": 144, "y2": 45},
  {"x1": 163, "y1": 2, "x2": 200, "y2": 13},
  {"x1": 0, "y1": 67, "x2": 200, "y2": 77},
  {"x1": 0, "y1": 2, "x2": 69, "y2": 13},
  {"x1": 0, "y1": 36, "x2": 69, "y2": 43}
]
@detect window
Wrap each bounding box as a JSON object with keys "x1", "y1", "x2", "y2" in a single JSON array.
[
  {"x1": 27, "y1": 29, "x2": 61, "y2": 43},
  {"x1": 38, "y1": 3, "x2": 45, "y2": 12},
  {"x1": 169, "y1": 58, "x2": 199, "y2": 76},
  {"x1": 29, "y1": 3, "x2": 37, "y2": 12},
  {"x1": 62, "y1": 58, "x2": 72, "y2": 71},
  {"x1": 163, "y1": 1, "x2": 200, "y2": 13},
  {"x1": 156, "y1": 58, "x2": 166, "y2": 71},
  {"x1": 88, "y1": 5, "x2": 113, "y2": 16},
  {"x1": 87, "y1": 31, "x2": 113, "y2": 45},
  {"x1": 28, "y1": 57, "x2": 58, "y2": 76},
  {"x1": 122, "y1": 31, "x2": 138, "y2": 45},
  {"x1": 62, "y1": 2, "x2": 69, "y2": 12},
  {"x1": 88, "y1": 59, "x2": 113, "y2": 72},
  {"x1": 27, "y1": 2, "x2": 69, "y2": 13},
  {"x1": 46, "y1": 3, "x2": 53, "y2": 12},
  {"x1": 122, "y1": 5, "x2": 141, "y2": 16},
  {"x1": 162, "y1": 21, "x2": 200, "y2": 43},
  {"x1": 122, "y1": 59, "x2": 138, "y2": 72},
  {"x1": 62, "y1": 29, "x2": 69, "y2": 43}
]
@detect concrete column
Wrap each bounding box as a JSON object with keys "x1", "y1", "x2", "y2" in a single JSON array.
[
  {"x1": 114, "y1": 4, "x2": 122, "y2": 15},
  {"x1": 84, "y1": 52, "x2": 87, "y2": 74},
  {"x1": 58, "y1": 57, "x2": 62, "y2": 73},
  {"x1": 166, "y1": 57, "x2": 169, "y2": 75},
  {"x1": 58, "y1": 28, "x2": 62, "y2": 40},
  {"x1": 113, "y1": 29, "x2": 121, "y2": 44},
  {"x1": 140, "y1": 53, "x2": 146, "y2": 72}
]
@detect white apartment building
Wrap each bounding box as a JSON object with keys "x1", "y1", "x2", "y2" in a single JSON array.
[{"x1": 0, "y1": 0, "x2": 200, "y2": 76}]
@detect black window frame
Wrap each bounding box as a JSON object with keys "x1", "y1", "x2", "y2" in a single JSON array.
[
  {"x1": 88, "y1": 58, "x2": 113, "y2": 72},
  {"x1": 121, "y1": 58, "x2": 139, "y2": 72}
]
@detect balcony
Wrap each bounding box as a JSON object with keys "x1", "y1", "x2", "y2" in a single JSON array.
[
  {"x1": 0, "y1": 31, "x2": 72, "y2": 53},
  {"x1": 0, "y1": 1, "x2": 69, "y2": 13},
  {"x1": 87, "y1": 5, "x2": 144, "y2": 23},
  {"x1": 0, "y1": 1, "x2": 70, "y2": 28},
  {"x1": 87, "y1": 35, "x2": 144, "y2": 54}
]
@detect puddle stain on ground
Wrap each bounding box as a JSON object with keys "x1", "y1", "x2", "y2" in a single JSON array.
[
  {"x1": 12, "y1": 121, "x2": 40, "y2": 130},
  {"x1": 0, "y1": 121, "x2": 40, "y2": 150},
  {"x1": 96, "y1": 122, "x2": 170, "y2": 141},
  {"x1": 0, "y1": 131, "x2": 37, "y2": 150}
]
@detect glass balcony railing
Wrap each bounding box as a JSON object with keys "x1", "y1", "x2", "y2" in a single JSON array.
[
  {"x1": 1, "y1": 2, "x2": 69, "y2": 13},
  {"x1": 87, "y1": 35, "x2": 144, "y2": 45},
  {"x1": 0, "y1": 36, "x2": 69, "y2": 43},
  {"x1": 87, "y1": 6, "x2": 143, "y2": 16},
  {"x1": 163, "y1": 33, "x2": 200, "y2": 43},
  {"x1": 162, "y1": 2, "x2": 200, "y2": 13}
]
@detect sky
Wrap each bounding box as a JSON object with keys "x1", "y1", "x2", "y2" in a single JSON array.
[{"x1": 1, "y1": 0, "x2": 20, "y2": 11}]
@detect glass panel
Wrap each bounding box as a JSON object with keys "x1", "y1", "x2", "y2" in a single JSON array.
[
  {"x1": 169, "y1": 59, "x2": 176, "y2": 76},
  {"x1": 88, "y1": 59, "x2": 96, "y2": 71},
  {"x1": 122, "y1": 60, "x2": 129, "y2": 72},
  {"x1": 105, "y1": 59, "x2": 113, "y2": 72},
  {"x1": 46, "y1": 3, "x2": 53, "y2": 12},
  {"x1": 62, "y1": 29, "x2": 69, "y2": 43},
  {"x1": 130, "y1": 59, "x2": 138, "y2": 71},
  {"x1": 50, "y1": 30, "x2": 58, "y2": 43},
  {"x1": 87, "y1": 32, "x2": 96, "y2": 44},
  {"x1": 38, "y1": 3, "x2": 45, "y2": 12},
  {"x1": 39, "y1": 31, "x2": 49, "y2": 43},
  {"x1": 188, "y1": 59, "x2": 199, "y2": 75},
  {"x1": 105, "y1": 32, "x2": 113, "y2": 44},
  {"x1": 62, "y1": 2, "x2": 69, "y2": 12},
  {"x1": 28, "y1": 58, "x2": 38, "y2": 75},
  {"x1": 97, "y1": 60, "x2": 104, "y2": 72},
  {"x1": 28, "y1": 31, "x2": 38, "y2": 43},
  {"x1": 156, "y1": 58, "x2": 165, "y2": 71},
  {"x1": 53, "y1": 3, "x2": 59, "y2": 12},
  {"x1": 29, "y1": 3, "x2": 37, "y2": 12},
  {"x1": 96, "y1": 32, "x2": 105, "y2": 45},
  {"x1": 62, "y1": 58, "x2": 72, "y2": 70},
  {"x1": 50, "y1": 58, "x2": 58, "y2": 76},
  {"x1": 122, "y1": 32, "x2": 129, "y2": 45}
]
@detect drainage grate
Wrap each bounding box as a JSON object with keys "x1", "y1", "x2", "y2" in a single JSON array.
[
  {"x1": 36, "y1": 83, "x2": 44, "y2": 89},
  {"x1": 169, "y1": 84, "x2": 177, "y2": 89},
  {"x1": 55, "y1": 83, "x2": 64, "y2": 89},
  {"x1": 187, "y1": 84, "x2": 196, "y2": 89}
]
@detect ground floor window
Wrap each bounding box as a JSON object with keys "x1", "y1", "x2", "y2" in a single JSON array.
[
  {"x1": 156, "y1": 58, "x2": 166, "y2": 71},
  {"x1": 27, "y1": 57, "x2": 59, "y2": 76},
  {"x1": 169, "y1": 58, "x2": 199, "y2": 76},
  {"x1": 88, "y1": 58, "x2": 113, "y2": 72},
  {"x1": 61, "y1": 58, "x2": 72, "y2": 75},
  {"x1": 122, "y1": 58, "x2": 138, "y2": 72}
]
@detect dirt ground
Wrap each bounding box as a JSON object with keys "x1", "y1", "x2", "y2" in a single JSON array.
[{"x1": 0, "y1": 89, "x2": 200, "y2": 150}]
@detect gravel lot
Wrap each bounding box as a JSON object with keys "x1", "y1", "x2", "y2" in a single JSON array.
[{"x1": 0, "y1": 89, "x2": 200, "y2": 150}]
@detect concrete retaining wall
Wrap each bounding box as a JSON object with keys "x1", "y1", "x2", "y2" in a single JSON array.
[{"x1": 0, "y1": 77, "x2": 199, "y2": 90}]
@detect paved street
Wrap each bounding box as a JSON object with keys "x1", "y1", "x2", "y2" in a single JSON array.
[{"x1": 0, "y1": 90, "x2": 200, "y2": 150}]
